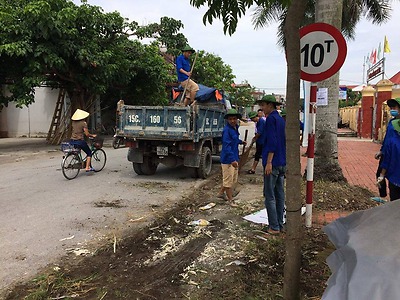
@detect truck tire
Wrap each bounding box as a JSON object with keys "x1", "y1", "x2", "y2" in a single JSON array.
[
  {"x1": 197, "y1": 146, "x2": 212, "y2": 179},
  {"x1": 133, "y1": 162, "x2": 144, "y2": 175},
  {"x1": 141, "y1": 156, "x2": 158, "y2": 175}
]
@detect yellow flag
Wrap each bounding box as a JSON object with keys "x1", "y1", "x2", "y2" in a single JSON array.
[{"x1": 384, "y1": 36, "x2": 391, "y2": 53}]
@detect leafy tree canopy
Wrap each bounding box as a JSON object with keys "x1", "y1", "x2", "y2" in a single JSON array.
[
  {"x1": 191, "y1": 50, "x2": 235, "y2": 92},
  {"x1": 0, "y1": 0, "x2": 187, "y2": 108}
]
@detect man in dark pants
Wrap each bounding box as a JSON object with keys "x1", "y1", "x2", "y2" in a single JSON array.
[
  {"x1": 247, "y1": 111, "x2": 266, "y2": 174},
  {"x1": 375, "y1": 98, "x2": 400, "y2": 198},
  {"x1": 257, "y1": 95, "x2": 286, "y2": 235}
]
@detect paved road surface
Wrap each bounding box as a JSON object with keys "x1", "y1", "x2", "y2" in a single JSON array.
[{"x1": 0, "y1": 139, "x2": 203, "y2": 295}]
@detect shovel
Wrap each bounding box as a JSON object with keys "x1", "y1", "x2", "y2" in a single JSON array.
[{"x1": 239, "y1": 140, "x2": 255, "y2": 171}]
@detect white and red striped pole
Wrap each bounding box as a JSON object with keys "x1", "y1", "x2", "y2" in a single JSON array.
[{"x1": 305, "y1": 83, "x2": 317, "y2": 228}]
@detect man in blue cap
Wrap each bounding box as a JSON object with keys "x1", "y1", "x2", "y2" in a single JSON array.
[
  {"x1": 176, "y1": 45, "x2": 199, "y2": 106},
  {"x1": 257, "y1": 95, "x2": 286, "y2": 235}
]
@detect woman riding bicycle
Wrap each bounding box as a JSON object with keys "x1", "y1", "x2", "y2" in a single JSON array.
[{"x1": 70, "y1": 109, "x2": 97, "y2": 172}]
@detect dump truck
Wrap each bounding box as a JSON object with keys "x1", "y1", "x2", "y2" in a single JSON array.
[{"x1": 116, "y1": 86, "x2": 229, "y2": 178}]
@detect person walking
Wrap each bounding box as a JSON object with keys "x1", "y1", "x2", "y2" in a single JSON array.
[
  {"x1": 247, "y1": 110, "x2": 266, "y2": 174},
  {"x1": 217, "y1": 109, "x2": 246, "y2": 206},
  {"x1": 257, "y1": 95, "x2": 286, "y2": 235},
  {"x1": 176, "y1": 45, "x2": 199, "y2": 106},
  {"x1": 375, "y1": 98, "x2": 400, "y2": 199}
]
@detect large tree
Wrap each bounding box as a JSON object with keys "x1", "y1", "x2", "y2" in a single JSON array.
[
  {"x1": 189, "y1": 0, "x2": 307, "y2": 299},
  {"x1": 191, "y1": 50, "x2": 236, "y2": 91},
  {"x1": 0, "y1": 0, "x2": 187, "y2": 110},
  {"x1": 313, "y1": 0, "x2": 390, "y2": 181},
  {"x1": 252, "y1": 0, "x2": 391, "y2": 180}
]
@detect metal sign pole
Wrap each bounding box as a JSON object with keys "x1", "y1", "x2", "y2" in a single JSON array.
[{"x1": 305, "y1": 83, "x2": 317, "y2": 228}]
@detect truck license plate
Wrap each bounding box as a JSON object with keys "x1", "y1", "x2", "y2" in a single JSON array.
[{"x1": 157, "y1": 146, "x2": 168, "y2": 156}]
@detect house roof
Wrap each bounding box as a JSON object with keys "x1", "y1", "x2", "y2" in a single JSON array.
[{"x1": 390, "y1": 71, "x2": 400, "y2": 85}]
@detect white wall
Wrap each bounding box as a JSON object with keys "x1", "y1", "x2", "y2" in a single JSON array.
[{"x1": 0, "y1": 87, "x2": 58, "y2": 137}]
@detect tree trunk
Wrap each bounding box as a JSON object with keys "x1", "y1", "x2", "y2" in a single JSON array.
[
  {"x1": 282, "y1": 0, "x2": 308, "y2": 299},
  {"x1": 314, "y1": 0, "x2": 346, "y2": 182}
]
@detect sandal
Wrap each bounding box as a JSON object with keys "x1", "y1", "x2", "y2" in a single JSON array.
[
  {"x1": 217, "y1": 193, "x2": 228, "y2": 201},
  {"x1": 265, "y1": 229, "x2": 280, "y2": 235},
  {"x1": 229, "y1": 201, "x2": 238, "y2": 207},
  {"x1": 247, "y1": 169, "x2": 255, "y2": 174}
]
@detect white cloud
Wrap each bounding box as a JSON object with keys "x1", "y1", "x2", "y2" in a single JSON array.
[{"x1": 75, "y1": 0, "x2": 400, "y2": 94}]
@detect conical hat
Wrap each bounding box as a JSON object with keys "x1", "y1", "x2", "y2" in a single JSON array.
[{"x1": 71, "y1": 109, "x2": 89, "y2": 121}]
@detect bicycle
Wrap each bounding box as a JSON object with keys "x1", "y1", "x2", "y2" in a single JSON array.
[{"x1": 60, "y1": 137, "x2": 107, "y2": 180}]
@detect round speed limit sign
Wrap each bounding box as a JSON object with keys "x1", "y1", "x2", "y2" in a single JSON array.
[{"x1": 300, "y1": 23, "x2": 347, "y2": 82}]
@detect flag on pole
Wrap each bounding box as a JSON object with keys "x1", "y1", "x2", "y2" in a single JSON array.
[
  {"x1": 377, "y1": 42, "x2": 382, "y2": 60},
  {"x1": 370, "y1": 49, "x2": 377, "y2": 64},
  {"x1": 384, "y1": 36, "x2": 391, "y2": 53}
]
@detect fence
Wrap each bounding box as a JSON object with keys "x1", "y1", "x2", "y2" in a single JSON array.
[{"x1": 339, "y1": 106, "x2": 359, "y2": 132}]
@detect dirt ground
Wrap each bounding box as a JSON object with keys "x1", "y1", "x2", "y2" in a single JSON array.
[{"x1": 5, "y1": 162, "x2": 378, "y2": 300}]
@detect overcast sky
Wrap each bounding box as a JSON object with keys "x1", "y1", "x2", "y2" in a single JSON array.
[{"x1": 74, "y1": 0, "x2": 400, "y2": 95}]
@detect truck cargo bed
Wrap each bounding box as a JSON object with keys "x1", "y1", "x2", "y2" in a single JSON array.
[{"x1": 118, "y1": 105, "x2": 226, "y2": 142}]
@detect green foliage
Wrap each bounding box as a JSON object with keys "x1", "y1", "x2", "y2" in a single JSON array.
[
  {"x1": 339, "y1": 89, "x2": 361, "y2": 108},
  {"x1": 190, "y1": 0, "x2": 291, "y2": 35},
  {"x1": 0, "y1": 0, "x2": 187, "y2": 108},
  {"x1": 229, "y1": 81, "x2": 256, "y2": 107},
  {"x1": 191, "y1": 50, "x2": 235, "y2": 92}
]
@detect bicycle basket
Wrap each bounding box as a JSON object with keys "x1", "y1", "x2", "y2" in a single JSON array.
[
  {"x1": 93, "y1": 137, "x2": 104, "y2": 149},
  {"x1": 61, "y1": 142, "x2": 79, "y2": 153}
]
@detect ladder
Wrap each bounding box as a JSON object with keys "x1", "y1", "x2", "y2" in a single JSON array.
[{"x1": 46, "y1": 89, "x2": 66, "y2": 144}]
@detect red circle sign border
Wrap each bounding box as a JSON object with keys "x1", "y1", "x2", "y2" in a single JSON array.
[{"x1": 300, "y1": 23, "x2": 347, "y2": 82}]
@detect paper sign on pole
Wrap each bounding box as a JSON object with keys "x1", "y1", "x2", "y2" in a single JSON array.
[{"x1": 317, "y1": 88, "x2": 328, "y2": 106}]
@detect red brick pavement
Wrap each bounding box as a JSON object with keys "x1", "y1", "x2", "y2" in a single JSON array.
[
  {"x1": 301, "y1": 137, "x2": 380, "y2": 193},
  {"x1": 301, "y1": 136, "x2": 382, "y2": 225}
]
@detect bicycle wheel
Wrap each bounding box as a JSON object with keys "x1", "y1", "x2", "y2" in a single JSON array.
[
  {"x1": 62, "y1": 153, "x2": 81, "y2": 180},
  {"x1": 91, "y1": 149, "x2": 107, "y2": 172}
]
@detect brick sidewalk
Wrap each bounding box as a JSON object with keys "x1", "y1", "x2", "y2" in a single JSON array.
[
  {"x1": 338, "y1": 138, "x2": 381, "y2": 193},
  {"x1": 302, "y1": 137, "x2": 382, "y2": 225},
  {"x1": 301, "y1": 137, "x2": 380, "y2": 193}
]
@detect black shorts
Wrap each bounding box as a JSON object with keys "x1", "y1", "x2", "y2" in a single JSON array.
[{"x1": 254, "y1": 143, "x2": 263, "y2": 161}]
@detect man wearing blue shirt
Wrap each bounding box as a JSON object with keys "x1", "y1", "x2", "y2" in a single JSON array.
[
  {"x1": 247, "y1": 110, "x2": 266, "y2": 174},
  {"x1": 218, "y1": 109, "x2": 246, "y2": 206},
  {"x1": 257, "y1": 95, "x2": 286, "y2": 235},
  {"x1": 176, "y1": 45, "x2": 199, "y2": 106},
  {"x1": 378, "y1": 118, "x2": 400, "y2": 201},
  {"x1": 375, "y1": 97, "x2": 400, "y2": 198}
]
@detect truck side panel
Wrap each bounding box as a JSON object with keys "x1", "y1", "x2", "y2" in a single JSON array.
[
  {"x1": 119, "y1": 106, "x2": 193, "y2": 140},
  {"x1": 119, "y1": 105, "x2": 225, "y2": 141}
]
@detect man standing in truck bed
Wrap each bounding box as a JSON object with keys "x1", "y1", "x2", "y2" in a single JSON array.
[{"x1": 176, "y1": 45, "x2": 199, "y2": 106}]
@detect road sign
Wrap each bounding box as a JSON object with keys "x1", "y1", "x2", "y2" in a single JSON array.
[{"x1": 300, "y1": 23, "x2": 347, "y2": 82}]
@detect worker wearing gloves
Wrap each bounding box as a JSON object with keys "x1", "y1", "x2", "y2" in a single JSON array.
[
  {"x1": 375, "y1": 97, "x2": 400, "y2": 198},
  {"x1": 377, "y1": 118, "x2": 400, "y2": 201}
]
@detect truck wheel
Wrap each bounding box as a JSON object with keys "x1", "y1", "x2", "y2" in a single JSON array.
[
  {"x1": 141, "y1": 156, "x2": 158, "y2": 175},
  {"x1": 197, "y1": 146, "x2": 212, "y2": 179},
  {"x1": 133, "y1": 162, "x2": 144, "y2": 175}
]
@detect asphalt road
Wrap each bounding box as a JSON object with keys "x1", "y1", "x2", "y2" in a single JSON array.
[{"x1": 0, "y1": 139, "x2": 203, "y2": 295}]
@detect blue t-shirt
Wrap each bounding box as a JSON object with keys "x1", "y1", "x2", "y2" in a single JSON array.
[
  {"x1": 220, "y1": 123, "x2": 242, "y2": 164},
  {"x1": 256, "y1": 117, "x2": 266, "y2": 145},
  {"x1": 380, "y1": 118, "x2": 395, "y2": 154},
  {"x1": 176, "y1": 54, "x2": 190, "y2": 82},
  {"x1": 381, "y1": 131, "x2": 400, "y2": 186},
  {"x1": 261, "y1": 110, "x2": 286, "y2": 167}
]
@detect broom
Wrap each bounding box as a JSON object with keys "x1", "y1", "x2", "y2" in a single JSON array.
[{"x1": 238, "y1": 129, "x2": 254, "y2": 171}]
